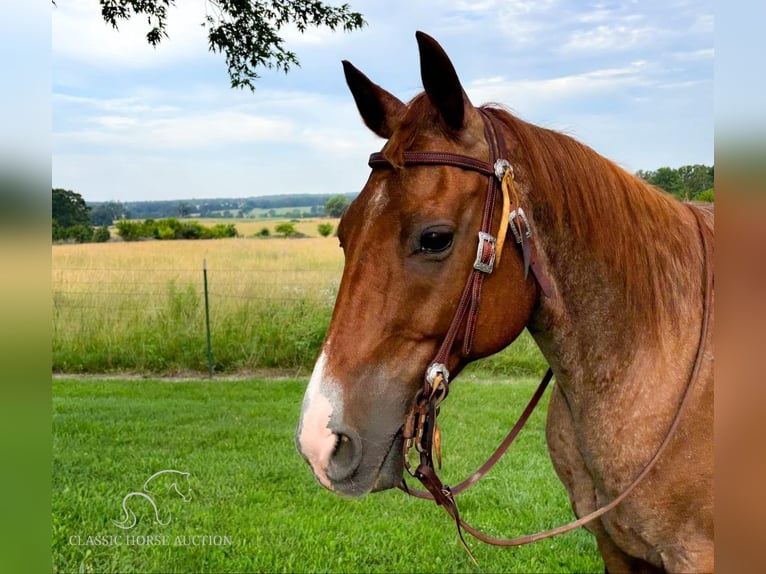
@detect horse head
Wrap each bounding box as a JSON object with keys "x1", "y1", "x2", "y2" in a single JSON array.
[{"x1": 296, "y1": 32, "x2": 539, "y2": 496}]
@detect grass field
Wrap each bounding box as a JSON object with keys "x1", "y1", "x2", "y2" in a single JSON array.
[
  {"x1": 52, "y1": 376, "x2": 601, "y2": 573},
  {"x1": 52, "y1": 235, "x2": 343, "y2": 374}
]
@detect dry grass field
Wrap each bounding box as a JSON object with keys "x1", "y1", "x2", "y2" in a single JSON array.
[
  {"x1": 53, "y1": 232, "x2": 344, "y2": 292},
  {"x1": 52, "y1": 226, "x2": 344, "y2": 374}
]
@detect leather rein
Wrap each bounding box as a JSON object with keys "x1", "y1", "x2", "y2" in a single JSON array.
[{"x1": 366, "y1": 110, "x2": 715, "y2": 563}]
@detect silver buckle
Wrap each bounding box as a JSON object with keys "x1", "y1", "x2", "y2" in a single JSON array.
[
  {"x1": 473, "y1": 231, "x2": 496, "y2": 273},
  {"x1": 494, "y1": 159, "x2": 513, "y2": 181},
  {"x1": 426, "y1": 363, "x2": 450, "y2": 386},
  {"x1": 508, "y1": 208, "x2": 531, "y2": 244}
]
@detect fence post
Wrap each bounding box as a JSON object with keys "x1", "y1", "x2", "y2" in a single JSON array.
[{"x1": 203, "y1": 259, "x2": 213, "y2": 377}]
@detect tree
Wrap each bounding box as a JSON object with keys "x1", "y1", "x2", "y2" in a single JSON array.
[
  {"x1": 66, "y1": 224, "x2": 95, "y2": 243},
  {"x1": 90, "y1": 201, "x2": 126, "y2": 226},
  {"x1": 324, "y1": 194, "x2": 349, "y2": 217},
  {"x1": 115, "y1": 220, "x2": 144, "y2": 241},
  {"x1": 636, "y1": 164, "x2": 714, "y2": 202},
  {"x1": 678, "y1": 164, "x2": 714, "y2": 200},
  {"x1": 69, "y1": 1, "x2": 366, "y2": 91},
  {"x1": 317, "y1": 222, "x2": 333, "y2": 237},
  {"x1": 650, "y1": 167, "x2": 684, "y2": 197},
  {"x1": 52, "y1": 188, "x2": 91, "y2": 228},
  {"x1": 275, "y1": 222, "x2": 297, "y2": 237},
  {"x1": 93, "y1": 225, "x2": 112, "y2": 242}
]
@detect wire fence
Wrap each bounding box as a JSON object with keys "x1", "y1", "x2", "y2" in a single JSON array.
[
  {"x1": 52, "y1": 266, "x2": 341, "y2": 301},
  {"x1": 52, "y1": 261, "x2": 342, "y2": 374}
]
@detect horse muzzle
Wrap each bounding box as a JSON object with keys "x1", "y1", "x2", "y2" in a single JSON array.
[
  {"x1": 296, "y1": 418, "x2": 404, "y2": 497},
  {"x1": 295, "y1": 351, "x2": 408, "y2": 496}
]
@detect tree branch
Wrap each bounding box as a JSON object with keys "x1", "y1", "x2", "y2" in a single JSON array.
[{"x1": 56, "y1": 0, "x2": 367, "y2": 91}]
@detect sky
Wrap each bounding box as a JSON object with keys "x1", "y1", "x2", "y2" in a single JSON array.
[{"x1": 51, "y1": 0, "x2": 714, "y2": 203}]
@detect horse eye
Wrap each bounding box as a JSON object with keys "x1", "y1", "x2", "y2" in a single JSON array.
[{"x1": 419, "y1": 228, "x2": 454, "y2": 254}]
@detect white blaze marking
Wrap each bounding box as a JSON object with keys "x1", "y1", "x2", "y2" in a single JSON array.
[
  {"x1": 361, "y1": 181, "x2": 388, "y2": 234},
  {"x1": 297, "y1": 350, "x2": 340, "y2": 490},
  {"x1": 368, "y1": 183, "x2": 389, "y2": 215}
]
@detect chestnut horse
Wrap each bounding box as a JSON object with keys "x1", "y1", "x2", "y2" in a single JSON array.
[{"x1": 296, "y1": 32, "x2": 713, "y2": 573}]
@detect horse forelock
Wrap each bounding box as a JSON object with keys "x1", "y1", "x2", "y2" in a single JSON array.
[{"x1": 382, "y1": 94, "x2": 455, "y2": 167}]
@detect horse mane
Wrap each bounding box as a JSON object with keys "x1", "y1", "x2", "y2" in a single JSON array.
[
  {"x1": 482, "y1": 105, "x2": 705, "y2": 338},
  {"x1": 383, "y1": 96, "x2": 706, "y2": 338}
]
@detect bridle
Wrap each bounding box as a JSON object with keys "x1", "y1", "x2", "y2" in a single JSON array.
[{"x1": 366, "y1": 109, "x2": 714, "y2": 564}]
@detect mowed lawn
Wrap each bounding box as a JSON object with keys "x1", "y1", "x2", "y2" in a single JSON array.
[{"x1": 52, "y1": 376, "x2": 601, "y2": 573}]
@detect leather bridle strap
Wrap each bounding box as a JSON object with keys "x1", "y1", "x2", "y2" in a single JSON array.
[
  {"x1": 369, "y1": 152, "x2": 495, "y2": 177},
  {"x1": 404, "y1": 367, "x2": 553, "y2": 500}
]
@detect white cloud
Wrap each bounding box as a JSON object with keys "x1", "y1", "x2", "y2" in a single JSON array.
[
  {"x1": 55, "y1": 101, "x2": 298, "y2": 151},
  {"x1": 54, "y1": 93, "x2": 178, "y2": 115},
  {"x1": 52, "y1": 83, "x2": 383, "y2": 202},
  {"x1": 493, "y1": 0, "x2": 560, "y2": 46},
  {"x1": 467, "y1": 61, "x2": 651, "y2": 109},
  {"x1": 96, "y1": 116, "x2": 138, "y2": 129},
  {"x1": 673, "y1": 48, "x2": 714, "y2": 61},
  {"x1": 562, "y1": 24, "x2": 659, "y2": 52},
  {"x1": 280, "y1": 23, "x2": 351, "y2": 46},
  {"x1": 692, "y1": 13, "x2": 714, "y2": 34}
]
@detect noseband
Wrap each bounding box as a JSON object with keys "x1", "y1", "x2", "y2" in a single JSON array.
[{"x1": 365, "y1": 110, "x2": 715, "y2": 564}]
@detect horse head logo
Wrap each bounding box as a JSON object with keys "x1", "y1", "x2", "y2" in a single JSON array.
[{"x1": 113, "y1": 470, "x2": 192, "y2": 530}]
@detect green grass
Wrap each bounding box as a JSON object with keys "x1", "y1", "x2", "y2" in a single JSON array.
[
  {"x1": 53, "y1": 283, "x2": 333, "y2": 374},
  {"x1": 52, "y1": 377, "x2": 601, "y2": 573}
]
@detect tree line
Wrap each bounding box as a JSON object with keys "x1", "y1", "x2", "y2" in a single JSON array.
[
  {"x1": 52, "y1": 188, "x2": 351, "y2": 243},
  {"x1": 636, "y1": 164, "x2": 714, "y2": 202},
  {"x1": 95, "y1": 193, "x2": 355, "y2": 221},
  {"x1": 115, "y1": 218, "x2": 237, "y2": 241},
  {"x1": 53, "y1": 165, "x2": 711, "y2": 244}
]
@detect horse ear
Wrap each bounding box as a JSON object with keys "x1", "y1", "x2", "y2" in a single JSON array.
[
  {"x1": 416, "y1": 31, "x2": 472, "y2": 131},
  {"x1": 343, "y1": 60, "x2": 405, "y2": 139}
]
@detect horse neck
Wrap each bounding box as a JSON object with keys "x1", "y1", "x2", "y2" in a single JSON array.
[{"x1": 511, "y1": 127, "x2": 706, "y2": 399}]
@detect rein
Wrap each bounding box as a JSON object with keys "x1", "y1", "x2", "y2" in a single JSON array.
[{"x1": 367, "y1": 111, "x2": 715, "y2": 564}]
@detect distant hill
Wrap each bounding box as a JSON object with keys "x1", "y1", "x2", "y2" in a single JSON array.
[{"x1": 89, "y1": 192, "x2": 358, "y2": 221}]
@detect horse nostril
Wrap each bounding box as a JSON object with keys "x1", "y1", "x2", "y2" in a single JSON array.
[{"x1": 327, "y1": 430, "x2": 363, "y2": 483}]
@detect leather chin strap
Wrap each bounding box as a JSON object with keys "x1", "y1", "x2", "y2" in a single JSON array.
[{"x1": 366, "y1": 110, "x2": 715, "y2": 565}]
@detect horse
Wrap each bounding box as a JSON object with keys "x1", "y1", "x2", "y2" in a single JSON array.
[{"x1": 296, "y1": 32, "x2": 713, "y2": 573}]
